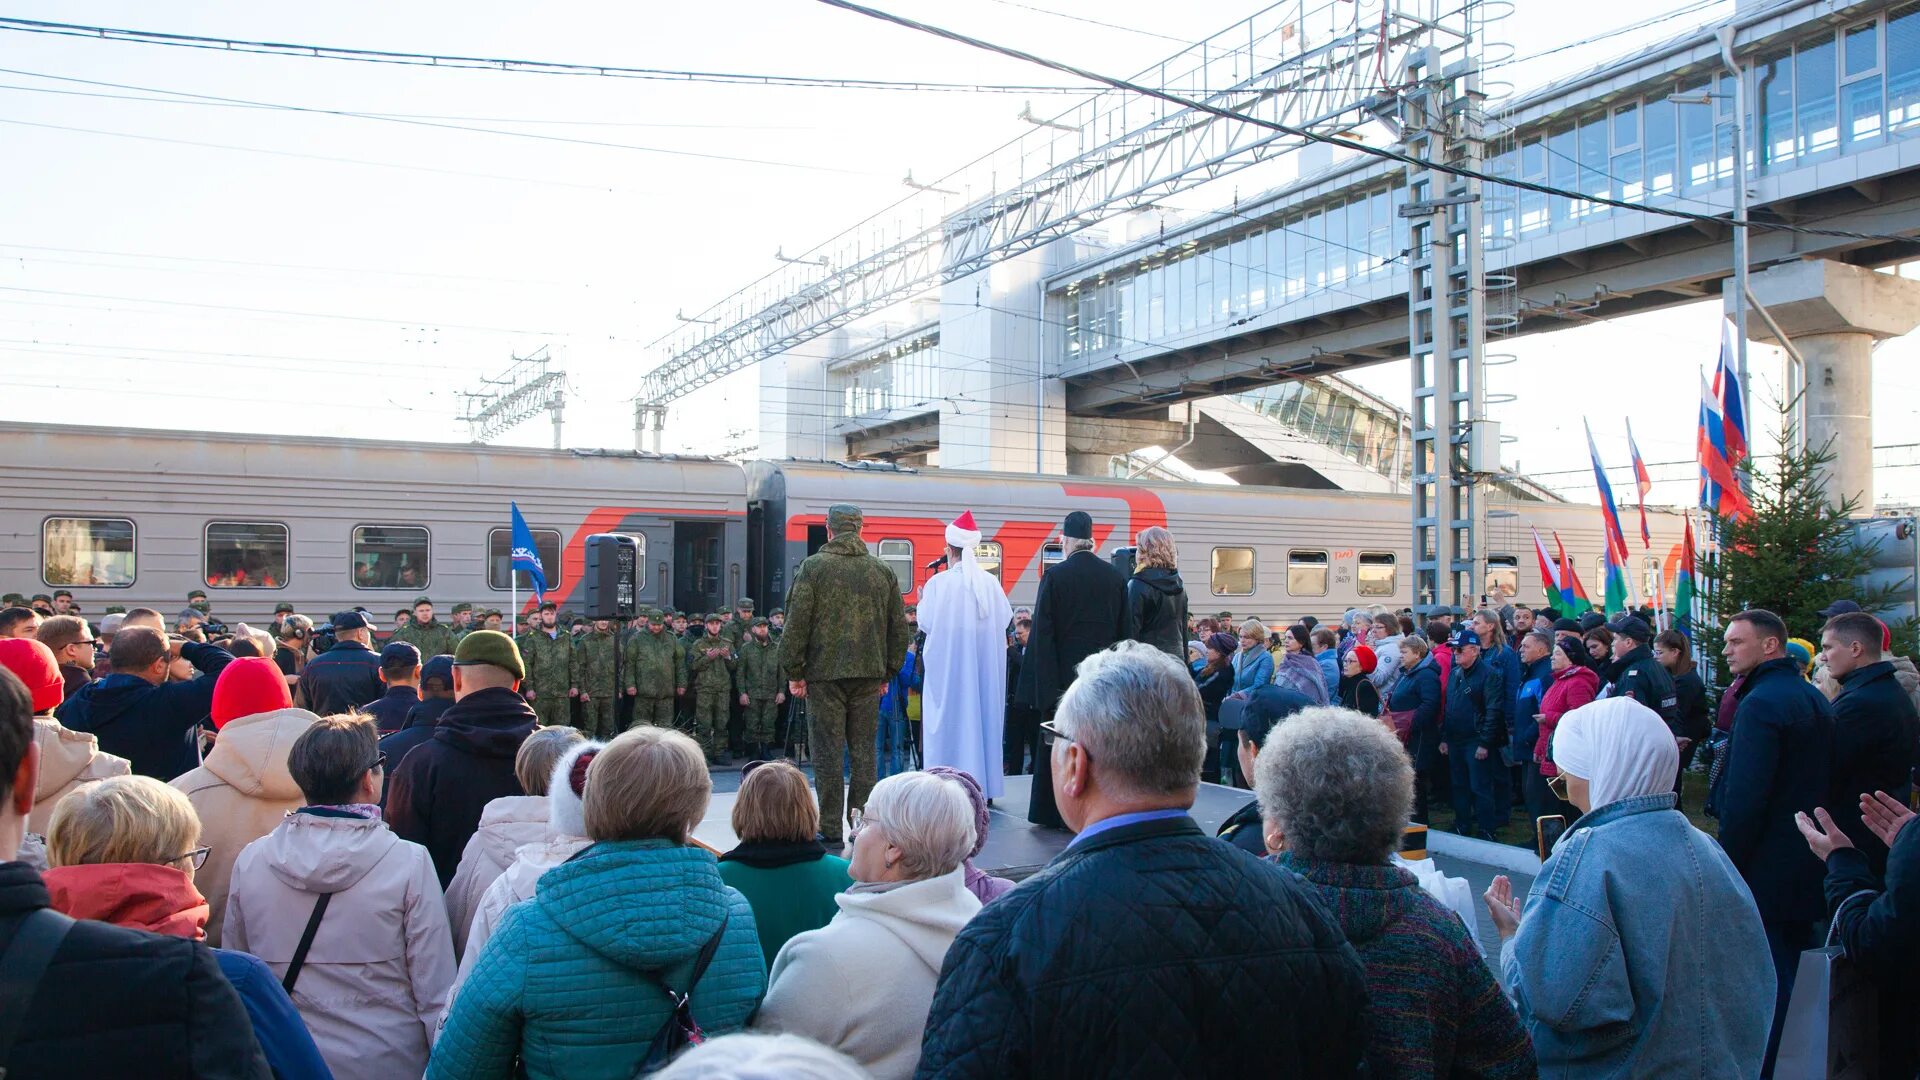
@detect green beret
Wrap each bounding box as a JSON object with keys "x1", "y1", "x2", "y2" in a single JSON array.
[
  {"x1": 453, "y1": 629, "x2": 525, "y2": 680},
  {"x1": 104, "y1": 605, "x2": 126, "y2": 615},
  {"x1": 413, "y1": 596, "x2": 433, "y2": 607},
  {"x1": 827, "y1": 503, "x2": 863, "y2": 534},
  {"x1": 452, "y1": 602, "x2": 473, "y2": 614}
]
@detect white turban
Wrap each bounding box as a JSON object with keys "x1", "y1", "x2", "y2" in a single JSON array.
[
  {"x1": 1551, "y1": 696, "x2": 1679, "y2": 810},
  {"x1": 941, "y1": 511, "x2": 998, "y2": 620}
]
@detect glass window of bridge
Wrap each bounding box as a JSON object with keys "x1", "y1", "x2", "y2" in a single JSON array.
[
  {"x1": 1842, "y1": 22, "x2": 1884, "y2": 149},
  {"x1": 1230, "y1": 235, "x2": 1250, "y2": 317},
  {"x1": 1518, "y1": 138, "x2": 1548, "y2": 234},
  {"x1": 1282, "y1": 217, "x2": 1306, "y2": 302},
  {"x1": 1643, "y1": 95, "x2": 1677, "y2": 198},
  {"x1": 487, "y1": 527, "x2": 564, "y2": 591},
  {"x1": 205, "y1": 522, "x2": 288, "y2": 589},
  {"x1": 1890, "y1": 4, "x2": 1920, "y2": 133},
  {"x1": 1797, "y1": 33, "x2": 1839, "y2": 160},
  {"x1": 1678, "y1": 79, "x2": 1718, "y2": 193},
  {"x1": 351, "y1": 525, "x2": 430, "y2": 589},
  {"x1": 1348, "y1": 196, "x2": 1369, "y2": 283},
  {"x1": 1547, "y1": 124, "x2": 1576, "y2": 226},
  {"x1": 1249, "y1": 229, "x2": 1270, "y2": 311},
  {"x1": 877, "y1": 539, "x2": 913, "y2": 595},
  {"x1": 1211, "y1": 547, "x2": 1255, "y2": 596},
  {"x1": 1757, "y1": 48, "x2": 1795, "y2": 171},
  {"x1": 1611, "y1": 103, "x2": 1642, "y2": 202},
  {"x1": 1286, "y1": 550, "x2": 1329, "y2": 596},
  {"x1": 1485, "y1": 556, "x2": 1519, "y2": 602},
  {"x1": 1304, "y1": 209, "x2": 1326, "y2": 292},
  {"x1": 43, "y1": 517, "x2": 134, "y2": 588},
  {"x1": 974, "y1": 542, "x2": 1002, "y2": 582},
  {"x1": 1577, "y1": 113, "x2": 1610, "y2": 219},
  {"x1": 1357, "y1": 553, "x2": 1396, "y2": 598}
]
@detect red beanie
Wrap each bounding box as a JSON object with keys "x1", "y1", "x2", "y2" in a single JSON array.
[
  {"x1": 0, "y1": 638, "x2": 63, "y2": 714},
  {"x1": 1351, "y1": 644, "x2": 1378, "y2": 675},
  {"x1": 212, "y1": 657, "x2": 293, "y2": 729}
]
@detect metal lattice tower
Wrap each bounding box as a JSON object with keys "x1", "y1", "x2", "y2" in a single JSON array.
[{"x1": 458, "y1": 347, "x2": 568, "y2": 448}]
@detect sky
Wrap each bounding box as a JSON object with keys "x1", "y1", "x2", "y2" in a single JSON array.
[{"x1": 1, "y1": 0, "x2": 1915, "y2": 509}]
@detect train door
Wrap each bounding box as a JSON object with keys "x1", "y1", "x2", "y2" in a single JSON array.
[
  {"x1": 674, "y1": 522, "x2": 724, "y2": 615},
  {"x1": 807, "y1": 524, "x2": 828, "y2": 556}
]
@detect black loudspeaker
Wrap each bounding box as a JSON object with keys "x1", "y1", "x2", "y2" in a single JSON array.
[
  {"x1": 583, "y1": 534, "x2": 640, "y2": 620},
  {"x1": 1109, "y1": 546, "x2": 1137, "y2": 578}
]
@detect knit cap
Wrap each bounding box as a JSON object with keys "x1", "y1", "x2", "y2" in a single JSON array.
[
  {"x1": 548, "y1": 739, "x2": 604, "y2": 838},
  {"x1": 0, "y1": 638, "x2": 63, "y2": 714},
  {"x1": 1351, "y1": 644, "x2": 1378, "y2": 675},
  {"x1": 211, "y1": 656, "x2": 294, "y2": 729}
]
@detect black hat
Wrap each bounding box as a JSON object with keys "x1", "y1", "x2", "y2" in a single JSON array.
[
  {"x1": 1062, "y1": 511, "x2": 1094, "y2": 540},
  {"x1": 1241, "y1": 685, "x2": 1317, "y2": 750},
  {"x1": 1818, "y1": 599, "x2": 1863, "y2": 619},
  {"x1": 330, "y1": 610, "x2": 372, "y2": 631},
  {"x1": 421, "y1": 654, "x2": 455, "y2": 687},
  {"x1": 1449, "y1": 627, "x2": 1483, "y2": 649},
  {"x1": 380, "y1": 641, "x2": 422, "y2": 668},
  {"x1": 1606, "y1": 614, "x2": 1654, "y2": 643},
  {"x1": 1552, "y1": 617, "x2": 1582, "y2": 633},
  {"x1": 1576, "y1": 612, "x2": 1606, "y2": 632}
]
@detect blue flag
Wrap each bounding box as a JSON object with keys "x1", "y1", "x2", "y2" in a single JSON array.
[{"x1": 509, "y1": 502, "x2": 547, "y2": 603}]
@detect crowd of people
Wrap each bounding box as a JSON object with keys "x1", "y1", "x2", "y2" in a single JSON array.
[{"x1": 2, "y1": 501, "x2": 1918, "y2": 1078}]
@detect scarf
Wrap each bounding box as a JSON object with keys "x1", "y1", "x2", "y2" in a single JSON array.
[{"x1": 1551, "y1": 696, "x2": 1678, "y2": 808}]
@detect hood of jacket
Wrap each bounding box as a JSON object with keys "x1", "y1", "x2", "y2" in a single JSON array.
[
  {"x1": 833, "y1": 868, "x2": 981, "y2": 974},
  {"x1": 202, "y1": 707, "x2": 318, "y2": 801},
  {"x1": 32, "y1": 717, "x2": 110, "y2": 802},
  {"x1": 1132, "y1": 566, "x2": 1183, "y2": 595},
  {"x1": 473, "y1": 795, "x2": 551, "y2": 866},
  {"x1": 433, "y1": 686, "x2": 537, "y2": 758},
  {"x1": 1271, "y1": 855, "x2": 1420, "y2": 948},
  {"x1": 536, "y1": 839, "x2": 735, "y2": 969},
  {"x1": 68, "y1": 673, "x2": 156, "y2": 727},
  {"x1": 43, "y1": 862, "x2": 208, "y2": 939},
  {"x1": 256, "y1": 810, "x2": 401, "y2": 894},
  {"x1": 499, "y1": 835, "x2": 592, "y2": 905}
]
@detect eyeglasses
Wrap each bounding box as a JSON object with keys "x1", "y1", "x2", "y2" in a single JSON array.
[
  {"x1": 1546, "y1": 774, "x2": 1569, "y2": 802},
  {"x1": 176, "y1": 847, "x2": 211, "y2": 871},
  {"x1": 846, "y1": 808, "x2": 883, "y2": 846},
  {"x1": 1038, "y1": 719, "x2": 1076, "y2": 748},
  {"x1": 368, "y1": 752, "x2": 388, "y2": 774}
]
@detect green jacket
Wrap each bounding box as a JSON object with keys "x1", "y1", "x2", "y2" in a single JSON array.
[
  {"x1": 577, "y1": 630, "x2": 617, "y2": 698},
  {"x1": 625, "y1": 628, "x2": 686, "y2": 697},
  {"x1": 521, "y1": 629, "x2": 575, "y2": 700},
  {"x1": 689, "y1": 638, "x2": 734, "y2": 693},
  {"x1": 716, "y1": 850, "x2": 852, "y2": 969},
  {"x1": 394, "y1": 618, "x2": 457, "y2": 660},
  {"x1": 735, "y1": 637, "x2": 782, "y2": 699},
  {"x1": 780, "y1": 533, "x2": 910, "y2": 683}
]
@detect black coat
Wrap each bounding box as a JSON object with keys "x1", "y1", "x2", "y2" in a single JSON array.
[
  {"x1": 1605, "y1": 644, "x2": 1680, "y2": 730},
  {"x1": 1672, "y1": 666, "x2": 1712, "y2": 744},
  {"x1": 1443, "y1": 654, "x2": 1505, "y2": 748},
  {"x1": 296, "y1": 640, "x2": 382, "y2": 717},
  {"x1": 1123, "y1": 567, "x2": 1189, "y2": 661},
  {"x1": 56, "y1": 641, "x2": 234, "y2": 780},
  {"x1": 1018, "y1": 549, "x2": 1127, "y2": 713},
  {"x1": 1824, "y1": 813, "x2": 1920, "y2": 1078},
  {"x1": 376, "y1": 695, "x2": 454, "y2": 808},
  {"x1": 361, "y1": 684, "x2": 420, "y2": 736},
  {"x1": 1713, "y1": 656, "x2": 1835, "y2": 923},
  {"x1": 915, "y1": 815, "x2": 1368, "y2": 1079},
  {"x1": 383, "y1": 685, "x2": 536, "y2": 885},
  {"x1": 1827, "y1": 660, "x2": 1920, "y2": 872},
  {"x1": 0, "y1": 862, "x2": 271, "y2": 1080}
]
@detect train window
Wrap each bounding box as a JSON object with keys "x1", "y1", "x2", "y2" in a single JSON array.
[
  {"x1": 877, "y1": 539, "x2": 913, "y2": 595},
  {"x1": 1485, "y1": 556, "x2": 1519, "y2": 601},
  {"x1": 1040, "y1": 542, "x2": 1064, "y2": 575},
  {"x1": 974, "y1": 542, "x2": 1003, "y2": 582},
  {"x1": 1357, "y1": 552, "x2": 1396, "y2": 597},
  {"x1": 1286, "y1": 550, "x2": 1329, "y2": 596},
  {"x1": 351, "y1": 525, "x2": 430, "y2": 589},
  {"x1": 486, "y1": 528, "x2": 566, "y2": 591},
  {"x1": 205, "y1": 522, "x2": 288, "y2": 589},
  {"x1": 1211, "y1": 547, "x2": 1255, "y2": 596},
  {"x1": 43, "y1": 518, "x2": 135, "y2": 588}
]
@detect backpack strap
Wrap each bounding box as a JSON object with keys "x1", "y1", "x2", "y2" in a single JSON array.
[
  {"x1": 0, "y1": 908, "x2": 76, "y2": 1070},
  {"x1": 281, "y1": 892, "x2": 333, "y2": 995},
  {"x1": 662, "y1": 913, "x2": 728, "y2": 1001}
]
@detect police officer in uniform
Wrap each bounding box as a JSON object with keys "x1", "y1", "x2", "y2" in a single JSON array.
[
  {"x1": 297, "y1": 610, "x2": 384, "y2": 715},
  {"x1": 1602, "y1": 614, "x2": 1680, "y2": 731}
]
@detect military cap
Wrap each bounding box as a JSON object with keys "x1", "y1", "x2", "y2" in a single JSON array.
[
  {"x1": 769, "y1": 607, "x2": 785, "y2": 617},
  {"x1": 1216, "y1": 610, "x2": 1234, "y2": 620},
  {"x1": 750, "y1": 616, "x2": 769, "y2": 628},
  {"x1": 1, "y1": 594, "x2": 22, "y2": 605},
  {"x1": 273, "y1": 602, "x2": 296, "y2": 614},
  {"x1": 704, "y1": 612, "x2": 725, "y2": 624},
  {"x1": 453, "y1": 629, "x2": 524, "y2": 680},
  {"x1": 640, "y1": 606, "x2": 661, "y2": 620},
  {"x1": 1606, "y1": 614, "x2": 1654, "y2": 643},
  {"x1": 395, "y1": 609, "x2": 411, "y2": 619},
  {"x1": 421, "y1": 654, "x2": 455, "y2": 688},
  {"x1": 537, "y1": 600, "x2": 558, "y2": 613},
  {"x1": 186, "y1": 589, "x2": 207, "y2": 601},
  {"x1": 104, "y1": 605, "x2": 126, "y2": 615},
  {"x1": 569, "y1": 615, "x2": 586, "y2": 627},
  {"x1": 412, "y1": 595, "x2": 433, "y2": 607},
  {"x1": 452, "y1": 602, "x2": 473, "y2": 614},
  {"x1": 904, "y1": 603, "x2": 918, "y2": 614},
  {"x1": 735, "y1": 597, "x2": 755, "y2": 612},
  {"x1": 827, "y1": 503, "x2": 863, "y2": 533},
  {"x1": 31, "y1": 594, "x2": 51, "y2": 604},
  {"x1": 52, "y1": 590, "x2": 72, "y2": 600}
]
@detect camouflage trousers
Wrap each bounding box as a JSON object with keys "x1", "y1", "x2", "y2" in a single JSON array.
[
  {"x1": 530, "y1": 693, "x2": 572, "y2": 729},
  {"x1": 809, "y1": 678, "x2": 881, "y2": 843},
  {"x1": 695, "y1": 688, "x2": 730, "y2": 756},
  {"x1": 742, "y1": 696, "x2": 778, "y2": 744},
  {"x1": 581, "y1": 695, "x2": 617, "y2": 741},
  {"x1": 632, "y1": 696, "x2": 676, "y2": 731}
]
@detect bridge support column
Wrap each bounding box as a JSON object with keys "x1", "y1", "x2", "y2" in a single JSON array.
[
  {"x1": 938, "y1": 246, "x2": 1068, "y2": 474},
  {"x1": 1741, "y1": 259, "x2": 1920, "y2": 512}
]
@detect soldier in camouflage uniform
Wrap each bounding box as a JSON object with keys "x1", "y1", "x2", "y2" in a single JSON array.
[
  {"x1": 393, "y1": 597, "x2": 458, "y2": 659},
  {"x1": 520, "y1": 601, "x2": 577, "y2": 728},
  {"x1": 719, "y1": 597, "x2": 755, "y2": 649},
  {"x1": 782, "y1": 503, "x2": 910, "y2": 844},
  {"x1": 624, "y1": 607, "x2": 685, "y2": 730},
  {"x1": 734, "y1": 617, "x2": 785, "y2": 758},
  {"x1": 577, "y1": 617, "x2": 620, "y2": 740},
  {"x1": 449, "y1": 602, "x2": 474, "y2": 646},
  {"x1": 688, "y1": 613, "x2": 735, "y2": 762}
]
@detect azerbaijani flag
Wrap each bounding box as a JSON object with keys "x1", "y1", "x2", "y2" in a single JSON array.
[
  {"x1": 1532, "y1": 526, "x2": 1564, "y2": 616},
  {"x1": 1674, "y1": 516, "x2": 1698, "y2": 635},
  {"x1": 1555, "y1": 531, "x2": 1593, "y2": 615},
  {"x1": 1627, "y1": 419, "x2": 1653, "y2": 548}
]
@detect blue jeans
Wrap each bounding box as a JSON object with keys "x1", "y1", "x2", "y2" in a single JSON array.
[
  {"x1": 875, "y1": 703, "x2": 907, "y2": 778},
  {"x1": 1445, "y1": 734, "x2": 1500, "y2": 835}
]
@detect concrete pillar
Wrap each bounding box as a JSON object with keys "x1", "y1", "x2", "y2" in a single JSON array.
[
  {"x1": 1066, "y1": 452, "x2": 1114, "y2": 476},
  {"x1": 1738, "y1": 259, "x2": 1920, "y2": 512},
  {"x1": 937, "y1": 245, "x2": 1069, "y2": 474},
  {"x1": 759, "y1": 329, "x2": 844, "y2": 460}
]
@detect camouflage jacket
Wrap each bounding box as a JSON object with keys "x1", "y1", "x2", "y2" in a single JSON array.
[
  {"x1": 688, "y1": 638, "x2": 735, "y2": 693},
  {"x1": 577, "y1": 630, "x2": 618, "y2": 698},
  {"x1": 521, "y1": 629, "x2": 575, "y2": 699},
  {"x1": 718, "y1": 614, "x2": 752, "y2": 651},
  {"x1": 735, "y1": 636, "x2": 782, "y2": 698},
  {"x1": 625, "y1": 628, "x2": 686, "y2": 697},
  {"x1": 781, "y1": 533, "x2": 910, "y2": 683},
  {"x1": 394, "y1": 619, "x2": 457, "y2": 660}
]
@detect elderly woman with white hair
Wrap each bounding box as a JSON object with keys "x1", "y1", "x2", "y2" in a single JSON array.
[
  {"x1": 755, "y1": 769, "x2": 982, "y2": 1080},
  {"x1": 1486, "y1": 697, "x2": 1776, "y2": 1078}
]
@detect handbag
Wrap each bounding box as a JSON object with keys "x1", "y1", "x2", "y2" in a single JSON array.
[
  {"x1": 1773, "y1": 900, "x2": 1879, "y2": 1079},
  {"x1": 1386, "y1": 709, "x2": 1416, "y2": 745},
  {"x1": 632, "y1": 914, "x2": 729, "y2": 1076}
]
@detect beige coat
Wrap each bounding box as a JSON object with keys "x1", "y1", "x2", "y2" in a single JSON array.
[
  {"x1": 441, "y1": 794, "x2": 548, "y2": 956},
  {"x1": 170, "y1": 707, "x2": 317, "y2": 946},
  {"x1": 29, "y1": 716, "x2": 129, "y2": 834},
  {"x1": 225, "y1": 810, "x2": 456, "y2": 1080}
]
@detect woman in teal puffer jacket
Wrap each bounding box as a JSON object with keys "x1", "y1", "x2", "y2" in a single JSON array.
[{"x1": 428, "y1": 726, "x2": 766, "y2": 1080}]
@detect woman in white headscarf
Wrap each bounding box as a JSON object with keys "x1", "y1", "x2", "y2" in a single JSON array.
[{"x1": 1482, "y1": 697, "x2": 1776, "y2": 1079}]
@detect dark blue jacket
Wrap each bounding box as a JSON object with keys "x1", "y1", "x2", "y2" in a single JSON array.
[
  {"x1": 384, "y1": 686, "x2": 536, "y2": 885},
  {"x1": 296, "y1": 640, "x2": 382, "y2": 717},
  {"x1": 56, "y1": 641, "x2": 234, "y2": 781},
  {"x1": 1604, "y1": 644, "x2": 1680, "y2": 730},
  {"x1": 1389, "y1": 654, "x2": 1444, "y2": 769},
  {"x1": 1713, "y1": 656, "x2": 1834, "y2": 923},
  {"x1": 1486, "y1": 643, "x2": 1524, "y2": 737},
  {"x1": 360, "y1": 684, "x2": 420, "y2": 736},
  {"x1": 1443, "y1": 653, "x2": 1506, "y2": 748},
  {"x1": 1512, "y1": 655, "x2": 1552, "y2": 762},
  {"x1": 212, "y1": 949, "x2": 332, "y2": 1080},
  {"x1": 915, "y1": 816, "x2": 1368, "y2": 1078},
  {"x1": 377, "y1": 695, "x2": 454, "y2": 808},
  {"x1": 1827, "y1": 660, "x2": 1920, "y2": 873},
  {"x1": 1824, "y1": 810, "x2": 1920, "y2": 1077}
]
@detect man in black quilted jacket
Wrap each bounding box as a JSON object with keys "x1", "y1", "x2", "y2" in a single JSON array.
[
  {"x1": 0, "y1": 667, "x2": 271, "y2": 1079},
  {"x1": 917, "y1": 641, "x2": 1368, "y2": 1078}
]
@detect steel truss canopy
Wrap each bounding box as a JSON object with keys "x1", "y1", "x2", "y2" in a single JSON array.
[
  {"x1": 460, "y1": 347, "x2": 567, "y2": 444},
  {"x1": 634, "y1": 0, "x2": 1443, "y2": 410}
]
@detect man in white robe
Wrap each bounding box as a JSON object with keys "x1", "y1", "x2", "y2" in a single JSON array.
[{"x1": 917, "y1": 510, "x2": 1015, "y2": 798}]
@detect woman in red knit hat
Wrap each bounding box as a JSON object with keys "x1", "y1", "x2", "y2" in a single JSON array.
[
  {"x1": 0, "y1": 637, "x2": 129, "y2": 859},
  {"x1": 167, "y1": 655, "x2": 318, "y2": 945},
  {"x1": 1339, "y1": 643, "x2": 1382, "y2": 717}
]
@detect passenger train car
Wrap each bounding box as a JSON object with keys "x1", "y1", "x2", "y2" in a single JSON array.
[{"x1": 0, "y1": 423, "x2": 1689, "y2": 626}]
